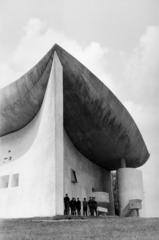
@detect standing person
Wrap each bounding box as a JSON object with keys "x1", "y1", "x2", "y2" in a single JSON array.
[
  {"x1": 88, "y1": 197, "x2": 94, "y2": 216},
  {"x1": 70, "y1": 197, "x2": 74, "y2": 215},
  {"x1": 76, "y1": 198, "x2": 81, "y2": 216},
  {"x1": 92, "y1": 197, "x2": 98, "y2": 216},
  {"x1": 64, "y1": 194, "x2": 70, "y2": 215},
  {"x1": 73, "y1": 198, "x2": 77, "y2": 215},
  {"x1": 83, "y1": 198, "x2": 88, "y2": 216}
]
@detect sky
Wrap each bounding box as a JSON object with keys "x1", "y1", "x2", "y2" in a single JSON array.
[{"x1": 0, "y1": 0, "x2": 159, "y2": 217}]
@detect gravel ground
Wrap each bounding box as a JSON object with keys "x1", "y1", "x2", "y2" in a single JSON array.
[{"x1": 0, "y1": 217, "x2": 159, "y2": 240}]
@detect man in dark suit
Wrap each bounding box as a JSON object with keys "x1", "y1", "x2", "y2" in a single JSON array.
[
  {"x1": 76, "y1": 198, "x2": 81, "y2": 216},
  {"x1": 64, "y1": 193, "x2": 70, "y2": 215},
  {"x1": 83, "y1": 198, "x2": 88, "y2": 216}
]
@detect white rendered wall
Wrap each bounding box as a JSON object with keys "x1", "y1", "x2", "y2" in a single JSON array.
[
  {"x1": 0, "y1": 51, "x2": 113, "y2": 218},
  {"x1": 117, "y1": 168, "x2": 144, "y2": 216},
  {"x1": 64, "y1": 132, "x2": 111, "y2": 201},
  {"x1": 0, "y1": 52, "x2": 64, "y2": 218}
]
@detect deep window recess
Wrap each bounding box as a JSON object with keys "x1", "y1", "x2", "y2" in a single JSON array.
[
  {"x1": 11, "y1": 173, "x2": 19, "y2": 187},
  {"x1": 71, "y1": 169, "x2": 77, "y2": 183},
  {"x1": 0, "y1": 175, "x2": 9, "y2": 188}
]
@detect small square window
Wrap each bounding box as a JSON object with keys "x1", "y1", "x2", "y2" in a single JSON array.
[
  {"x1": 71, "y1": 169, "x2": 77, "y2": 183},
  {"x1": 0, "y1": 175, "x2": 9, "y2": 188},
  {"x1": 11, "y1": 174, "x2": 19, "y2": 187}
]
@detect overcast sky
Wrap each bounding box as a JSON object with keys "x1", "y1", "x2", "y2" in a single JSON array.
[{"x1": 0, "y1": 0, "x2": 159, "y2": 217}]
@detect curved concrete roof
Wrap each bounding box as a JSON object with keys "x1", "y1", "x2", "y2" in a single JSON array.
[{"x1": 0, "y1": 44, "x2": 149, "y2": 170}]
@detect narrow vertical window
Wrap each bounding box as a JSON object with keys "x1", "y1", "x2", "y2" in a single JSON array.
[
  {"x1": 11, "y1": 173, "x2": 19, "y2": 187},
  {"x1": 71, "y1": 169, "x2": 78, "y2": 183},
  {"x1": 0, "y1": 175, "x2": 9, "y2": 188}
]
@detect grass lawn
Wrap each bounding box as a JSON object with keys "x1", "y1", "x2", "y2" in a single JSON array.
[{"x1": 0, "y1": 216, "x2": 159, "y2": 240}]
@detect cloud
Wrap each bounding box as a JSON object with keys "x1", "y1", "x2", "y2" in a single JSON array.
[
  {"x1": 122, "y1": 26, "x2": 159, "y2": 147},
  {"x1": 124, "y1": 26, "x2": 159, "y2": 105},
  {"x1": 123, "y1": 26, "x2": 159, "y2": 217},
  {"x1": 0, "y1": 18, "x2": 113, "y2": 92}
]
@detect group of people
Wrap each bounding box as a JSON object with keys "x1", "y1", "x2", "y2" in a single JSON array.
[{"x1": 64, "y1": 194, "x2": 98, "y2": 217}]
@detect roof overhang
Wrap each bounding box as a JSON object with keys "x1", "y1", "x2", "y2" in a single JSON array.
[{"x1": 0, "y1": 44, "x2": 150, "y2": 170}]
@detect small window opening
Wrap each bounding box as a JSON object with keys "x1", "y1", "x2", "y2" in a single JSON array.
[
  {"x1": 11, "y1": 173, "x2": 19, "y2": 187},
  {"x1": 71, "y1": 169, "x2": 77, "y2": 183},
  {"x1": 0, "y1": 175, "x2": 9, "y2": 188}
]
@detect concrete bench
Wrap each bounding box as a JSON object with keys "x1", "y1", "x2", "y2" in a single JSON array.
[{"x1": 97, "y1": 206, "x2": 108, "y2": 216}]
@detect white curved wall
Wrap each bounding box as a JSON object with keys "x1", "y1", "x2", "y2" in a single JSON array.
[
  {"x1": 117, "y1": 168, "x2": 144, "y2": 216},
  {"x1": 63, "y1": 132, "x2": 114, "y2": 214},
  {"x1": 0, "y1": 52, "x2": 64, "y2": 218},
  {"x1": 64, "y1": 132, "x2": 109, "y2": 198},
  {"x1": 0, "y1": 52, "x2": 113, "y2": 218}
]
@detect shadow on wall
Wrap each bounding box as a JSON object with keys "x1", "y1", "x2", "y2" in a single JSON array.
[{"x1": 0, "y1": 111, "x2": 42, "y2": 165}]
